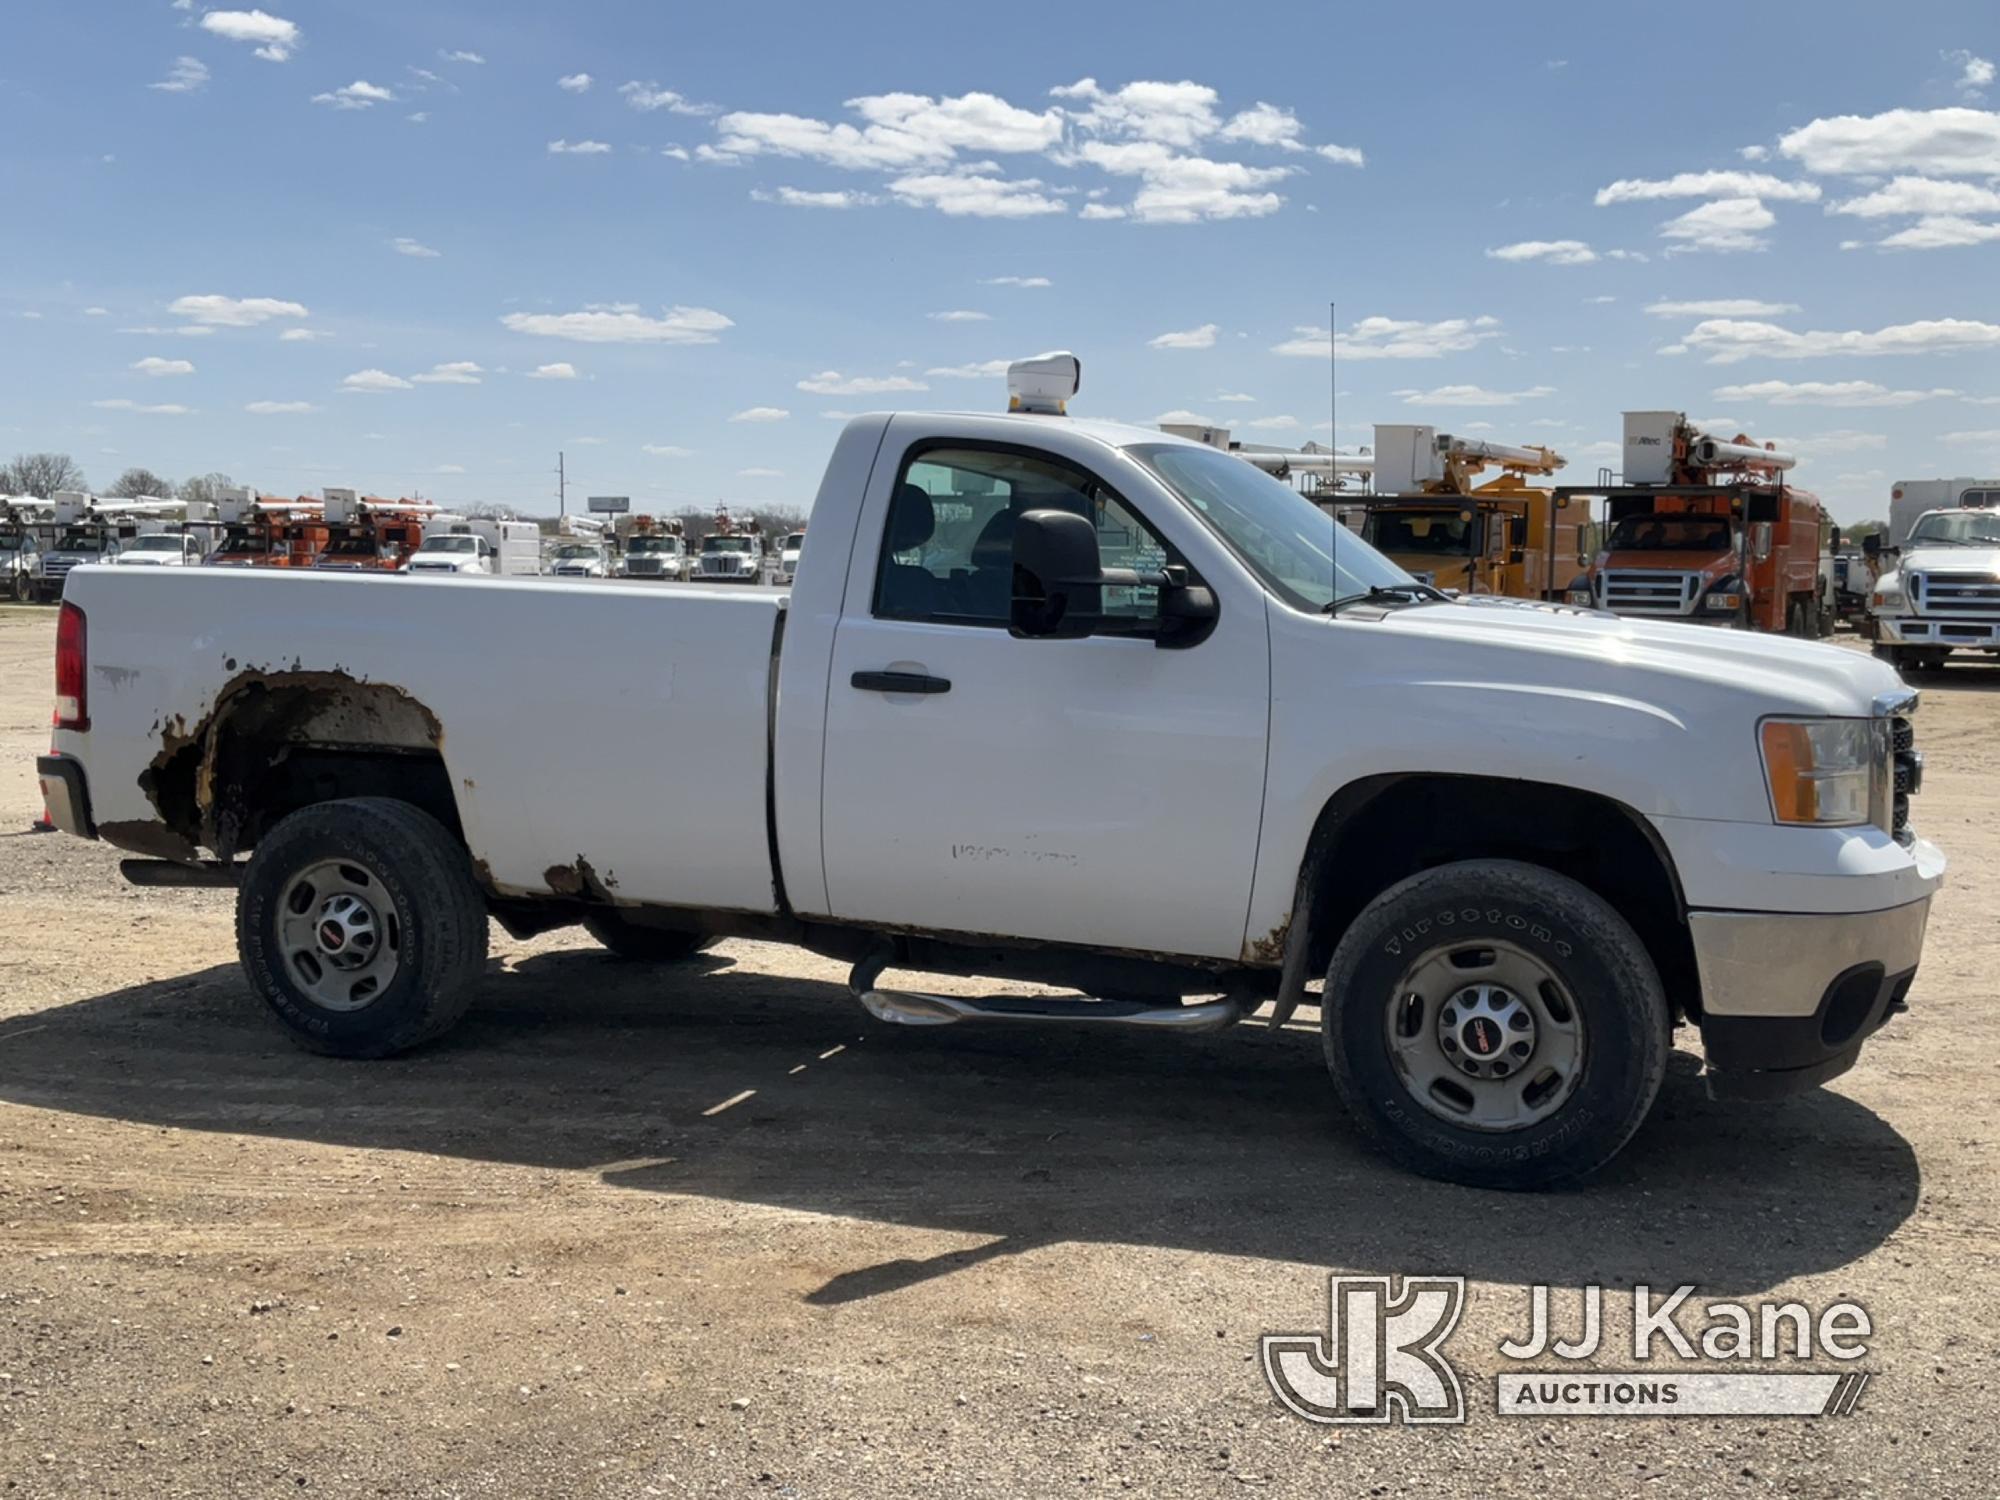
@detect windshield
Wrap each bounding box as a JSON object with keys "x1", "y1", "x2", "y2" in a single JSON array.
[
  {"x1": 1606, "y1": 516, "x2": 1733, "y2": 553},
  {"x1": 628, "y1": 537, "x2": 676, "y2": 554},
  {"x1": 217, "y1": 527, "x2": 271, "y2": 553},
  {"x1": 704, "y1": 536, "x2": 752, "y2": 553},
  {"x1": 127, "y1": 535, "x2": 184, "y2": 552},
  {"x1": 1364, "y1": 509, "x2": 1476, "y2": 555},
  {"x1": 783, "y1": 534, "x2": 805, "y2": 551},
  {"x1": 421, "y1": 535, "x2": 478, "y2": 553},
  {"x1": 1128, "y1": 443, "x2": 1410, "y2": 611},
  {"x1": 55, "y1": 532, "x2": 108, "y2": 552},
  {"x1": 324, "y1": 535, "x2": 378, "y2": 556},
  {"x1": 1909, "y1": 510, "x2": 2000, "y2": 546},
  {"x1": 553, "y1": 543, "x2": 600, "y2": 559}
]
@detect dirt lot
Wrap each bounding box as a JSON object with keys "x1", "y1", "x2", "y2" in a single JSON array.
[{"x1": 1, "y1": 602, "x2": 1995, "y2": 1498}]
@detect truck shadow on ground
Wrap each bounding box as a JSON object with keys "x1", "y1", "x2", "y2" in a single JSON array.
[{"x1": 0, "y1": 946, "x2": 1919, "y2": 1302}]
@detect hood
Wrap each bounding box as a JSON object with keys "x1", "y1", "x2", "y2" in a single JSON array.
[
  {"x1": 1371, "y1": 596, "x2": 1896, "y2": 719},
  {"x1": 1595, "y1": 548, "x2": 1736, "y2": 575},
  {"x1": 1895, "y1": 544, "x2": 2000, "y2": 579}
]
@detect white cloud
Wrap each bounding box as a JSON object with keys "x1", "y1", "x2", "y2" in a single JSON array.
[
  {"x1": 620, "y1": 81, "x2": 715, "y2": 116},
  {"x1": 1678, "y1": 317, "x2": 2000, "y2": 363},
  {"x1": 150, "y1": 56, "x2": 209, "y2": 94},
  {"x1": 641, "y1": 443, "x2": 692, "y2": 457},
  {"x1": 715, "y1": 91, "x2": 1055, "y2": 170},
  {"x1": 547, "y1": 139, "x2": 613, "y2": 155},
  {"x1": 981, "y1": 275, "x2": 1050, "y2": 287},
  {"x1": 170, "y1": 293, "x2": 308, "y2": 327},
  {"x1": 1877, "y1": 216, "x2": 2000, "y2": 250},
  {"x1": 1051, "y1": 78, "x2": 1220, "y2": 147},
  {"x1": 341, "y1": 369, "x2": 414, "y2": 392},
  {"x1": 1486, "y1": 239, "x2": 1597, "y2": 265},
  {"x1": 660, "y1": 146, "x2": 690, "y2": 161},
  {"x1": 1243, "y1": 414, "x2": 1301, "y2": 429},
  {"x1": 1644, "y1": 298, "x2": 1800, "y2": 317},
  {"x1": 1072, "y1": 139, "x2": 1290, "y2": 222},
  {"x1": 527, "y1": 362, "x2": 579, "y2": 380},
  {"x1": 558, "y1": 73, "x2": 593, "y2": 93},
  {"x1": 199, "y1": 9, "x2": 299, "y2": 61},
  {"x1": 1584, "y1": 295, "x2": 1618, "y2": 304},
  {"x1": 407, "y1": 113, "x2": 428, "y2": 125},
  {"x1": 738, "y1": 467, "x2": 784, "y2": 478},
  {"x1": 1941, "y1": 428, "x2": 2000, "y2": 444},
  {"x1": 1273, "y1": 315, "x2": 1503, "y2": 360},
  {"x1": 1153, "y1": 408, "x2": 1216, "y2": 426},
  {"x1": 1945, "y1": 51, "x2": 1995, "y2": 101},
  {"x1": 1710, "y1": 379, "x2": 1959, "y2": 407},
  {"x1": 1316, "y1": 143, "x2": 1365, "y2": 167},
  {"x1": 1216, "y1": 392, "x2": 1256, "y2": 403},
  {"x1": 750, "y1": 186, "x2": 876, "y2": 209},
  {"x1": 1149, "y1": 323, "x2": 1218, "y2": 350},
  {"x1": 1594, "y1": 171, "x2": 1820, "y2": 204},
  {"x1": 245, "y1": 400, "x2": 317, "y2": 414},
  {"x1": 1393, "y1": 384, "x2": 1557, "y2": 407},
  {"x1": 1739, "y1": 144, "x2": 1770, "y2": 162},
  {"x1": 392, "y1": 236, "x2": 441, "y2": 258},
  {"x1": 435, "y1": 464, "x2": 466, "y2": 474},
  {"x1": 796, "y1": 371, "x2": 927, "y2": 395},
  {"x1": 440, "y1": 49, "x2": 485, "y2": 65},
  {"x1": 1764, "y1": 429, "x2": 1886, "y2": 454},
  {"x1": 928, "y1": 309, "x2": 990, "y2": 322},
  {"x1": 729, "y1": 406, "x2": 789, "y2": 422},
  {"x1": 501, "y1": 304, "x2": 732, "y2": 343},
  {"x1": 92, "y1": 399, "x2": 191, "y2": 414},
  {"x1": 411, "y1": 361, "x2": 483, "y2": 385},
  {"x1": 132, "y1": 356, "x2": 194, "y2": 377},
  {"x1": 312, "y1": 81, "x2": 394, "y2": 111},
  {"x1": 279, "y1": 327, "x2": 330, "y2": 342},
  {"x1": 1828, "y1": 176, "x2": 2000, "y2": 218},
  {"x1": 1778, "y1": 107, "x2": 2000, "y2": 176},
  {"x1": 1659, "y1": 197, "x2": 1775, "y2": 253},
  {"x1": 1078, "y1": 203, "x2": 1127, "y2": 220},
  {"x1": 119, "y1": 324, "x2": 212, "y2": 337},
  {"x1": 926, "y1": 359, "x2": 1013, "y2": 378},
  {"x1": 83, "y1": 306, "x2": 109, "y2": 316},
  {"x1": 889, "y1": 169, "x2": 1065, "y2": 218},
  {"x1": 1217, "y1": 101, "x2": 1305, "y2": 150}
]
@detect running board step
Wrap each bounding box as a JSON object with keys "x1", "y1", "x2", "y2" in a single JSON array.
[{"x1": 849, "y1": 951, "x2": 1242, "y2": 1034}]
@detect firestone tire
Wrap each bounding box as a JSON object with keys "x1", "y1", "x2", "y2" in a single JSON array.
[
  {"x1": 582, "y1": 910, "x2": 716, "y2": 962},
  {"x1": 1322, "y1": 859, "x2": 1669, "y2": 1191},
  {"x1": 236, "y1": 797, "x2": 489, "y2": 1058}
]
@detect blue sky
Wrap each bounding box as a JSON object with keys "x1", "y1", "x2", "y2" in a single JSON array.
[{"x1": 3, "y1": 1, "x2": 1997, "y2": 524}]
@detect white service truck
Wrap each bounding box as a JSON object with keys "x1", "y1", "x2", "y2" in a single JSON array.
[
  {"x1": 35, "y1": 354, "x2": 1942, "y2": 1188},
  {"x1": 405, "y1": 517, "x2": 543, "y2": 577},
  {"x1": 1868, "y1": 505, "x2": 2000, "y2": 671}
]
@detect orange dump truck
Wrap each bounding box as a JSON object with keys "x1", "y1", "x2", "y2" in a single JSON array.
[{"x1": 1561, "y1": 411, "x2": 1833, "y2": 635}]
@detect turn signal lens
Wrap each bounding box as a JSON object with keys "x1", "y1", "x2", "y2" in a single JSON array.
[{"x1": 1760, "y1": 719, "x2": 1875, "y2": 826}]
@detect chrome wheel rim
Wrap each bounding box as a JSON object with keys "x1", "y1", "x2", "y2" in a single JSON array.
[
  {"x1": 1383, "y1": 938, "x2": 1586, "y2": 1132},
  {"x1": 277, "y1": 859, "x2": 400, "y2": 1011}
]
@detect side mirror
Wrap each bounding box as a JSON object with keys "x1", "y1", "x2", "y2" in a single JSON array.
[
  {"x1": 1750, "y1": 521, "x2": 1774, "y2": 563},
  {"x1": 1010, "y1": 509, "x2": 1103, "y2": 639},
  {"x1": 1862, "y1": 533, "x2": 1881, "y2": 559}
]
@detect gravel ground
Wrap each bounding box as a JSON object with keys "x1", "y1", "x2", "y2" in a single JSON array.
[{"x1": 1, "y1": 601, "x2": 1995, "y2": 1498}]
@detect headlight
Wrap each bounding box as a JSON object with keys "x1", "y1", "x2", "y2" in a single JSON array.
[
  {"x1": 1870, "y1": 584, "x2": 1905, "y2": 612},
  {"x1": 1760, "y1": 718, "x2": 1886, "y2": 828},
  {"x1": 1565, "y1": 588, "x2": 1593, "y2": 606},
  {"x1": 1703, "y1": 592, "x2": 1743, "y2": 611}
]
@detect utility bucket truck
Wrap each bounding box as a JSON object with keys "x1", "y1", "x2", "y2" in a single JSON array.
[
  {"x1": 314, "y1": 490, "x2": 433, "y2": 572},
  {"x1": 1563, "y1": 412, "x2": 1834, "y2": 635},
  {"x1": 1362, "y1": 426, "x2": 1591, "y2": 599},
  {"x1": 614, "y1": 515, "x2": 691, "y2": 581},
  {"x1": 35, "y1": 352, "x2": 1942, "y2": 1192},
  {"x1": 696, "y1": 507, "x2": 766, "y2": 582}
]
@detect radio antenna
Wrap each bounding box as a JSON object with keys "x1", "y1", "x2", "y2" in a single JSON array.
[{"x1": 1329, "y1": 299, "x2": 1338, "y2": 596}]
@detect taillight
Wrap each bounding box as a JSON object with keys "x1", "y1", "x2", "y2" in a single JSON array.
[{"x1": 55, "y1": 601, "x2": 88, "y2": 731}]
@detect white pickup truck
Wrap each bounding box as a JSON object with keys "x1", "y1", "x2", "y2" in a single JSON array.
[
  {"x1": 36, "y1": 355, "x2": 1942, "y2": 1188},
  {"x1": 1867, "y1": 505, "x2": 2000, "y2": 672}
]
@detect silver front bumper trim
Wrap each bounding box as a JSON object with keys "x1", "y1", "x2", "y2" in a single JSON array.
[
  {"x1": 1690, "y1": 898, "x2": 1931, "y2": 1018},
  {"x1": 1877, "y1": 615, "x2": 2000, "y2": 645}
]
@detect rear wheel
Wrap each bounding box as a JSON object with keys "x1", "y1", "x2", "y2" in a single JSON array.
[
  {"x1": 583, "y1": 909, "x2": 716, "y2": 962},
  {"x1": 237, "y1": 797, "x2": 489, "y2": 1057},
  {"x1": 1322, "y1": 859, "x2": 1668, "y2": 1190}
]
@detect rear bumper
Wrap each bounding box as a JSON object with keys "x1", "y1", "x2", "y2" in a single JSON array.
[
  {"x1": 36, "y1": 753, "x2": 95, "y2": 839},
  {"x1": 1692, "y1": 897, "x2": 1931, "y2": 1099}
]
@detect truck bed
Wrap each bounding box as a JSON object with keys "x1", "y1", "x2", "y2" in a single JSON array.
[{"x1": 62, "y1": 567, "x2": 787, "y2": 914}]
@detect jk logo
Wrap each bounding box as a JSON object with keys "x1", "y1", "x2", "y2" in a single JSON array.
[{"x1": 1261, "y1": 1276, "x2": 1467, "y2": 1425}]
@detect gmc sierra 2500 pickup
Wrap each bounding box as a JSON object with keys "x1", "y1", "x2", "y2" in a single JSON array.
[{"x1": 37, "y1": 354, "x2": 1942, "y2": 1189}]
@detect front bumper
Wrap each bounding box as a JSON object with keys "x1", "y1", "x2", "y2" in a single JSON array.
[
  {"x1": 36, "y1": 753, "x2": 95, "y2": 839},
  {"x1": 1691, "y1": 896, "x2": 1931, "y2": 1099},
  {"x1": 1875, "y1": 614, "x2": 2000, "y2": 649}
]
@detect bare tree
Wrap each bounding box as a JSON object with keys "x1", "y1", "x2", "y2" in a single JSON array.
[
  {"x1": 108, "y1": 467, "x2": 176, "y2": 499},
  {"x1": 1, "y1": 452, "x2": 86, "y2": 498},
  {"x1": 176, "y1": 472, "x2": 237, "y2": 505}
]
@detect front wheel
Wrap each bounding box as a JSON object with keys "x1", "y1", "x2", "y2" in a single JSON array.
[{"x1": 1322, "y1": 859, "x2": 1668, "y2": 1190}]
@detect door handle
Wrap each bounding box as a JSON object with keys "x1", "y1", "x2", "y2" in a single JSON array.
[{"x1": 851, "y1": 670, "x2": 951, "y2": 695}]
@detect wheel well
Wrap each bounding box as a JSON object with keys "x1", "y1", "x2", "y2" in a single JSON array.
[
  {"x1": 1299, "y1": 774, "x2": 1700, "y2": 1021},
  {"x1": 145, "y1": 674, "x2": 460, "y2": 861}
]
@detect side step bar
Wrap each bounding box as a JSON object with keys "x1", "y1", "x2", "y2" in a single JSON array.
[
  {"x1": 120, "y1": 858, "x2": 239, "y2": 889},
  {"x1": 849, "y1": 949, "x2": 1242, "y2": 1034}
]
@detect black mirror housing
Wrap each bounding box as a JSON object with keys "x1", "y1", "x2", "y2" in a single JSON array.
[
  {"x1": 1862, "y1": 533, "x2": 1881, "y2": 558},
  {"x1": 1010, "y1": 508, "x2": 1103, "y2": 638}
]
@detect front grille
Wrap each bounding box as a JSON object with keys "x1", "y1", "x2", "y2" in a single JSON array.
[
  {"x1": 1891, "y1": 713, "x2": 1919, "y2": 844},
  {"x1": 1913, "y1": 571, "x2": 2000, "y2": 617},
  {"x1": 1600, "y1": 569, "x2": 1699, "y2": 615}
]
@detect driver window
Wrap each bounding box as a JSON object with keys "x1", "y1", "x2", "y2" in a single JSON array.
[{"x1": 875, "y1": 445, "x2": 1174, "y2": 626}]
